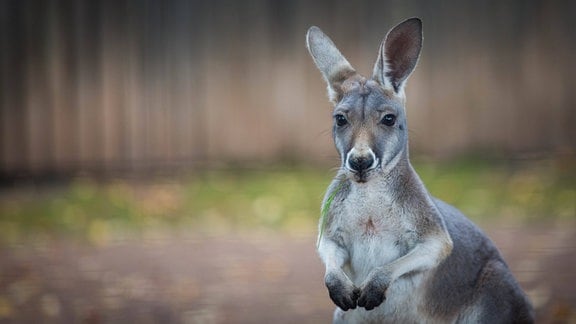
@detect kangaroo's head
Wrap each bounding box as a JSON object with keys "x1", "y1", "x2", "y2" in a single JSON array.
[{"x1": 307, "y1": 18, "x2": 422, "y2": 183}]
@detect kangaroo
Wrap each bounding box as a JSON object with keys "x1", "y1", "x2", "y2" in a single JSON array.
[{"x1": 307, "y1": 18, "x2": 534, "y2": 323}]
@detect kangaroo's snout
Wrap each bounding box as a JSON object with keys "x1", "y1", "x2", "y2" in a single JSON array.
[
  {"x1": 346, "y1": 148, "x2": 378, "y2": 173},
  {"x1": 348, "y1": 155, "x2": 374, "y2": 172}
]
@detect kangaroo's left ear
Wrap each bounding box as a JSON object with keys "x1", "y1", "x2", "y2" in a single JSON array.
[
  {"x1": 372, "y1": 18, "x2": 422, "y2": 96},
  {"x1": 307, "y1": 26, "x2": 358, "y2": 103}
]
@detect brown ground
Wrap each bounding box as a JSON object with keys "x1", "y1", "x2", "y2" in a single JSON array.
[{"x1": 0, "y1": 222, "x2": 575, "y2": 324}]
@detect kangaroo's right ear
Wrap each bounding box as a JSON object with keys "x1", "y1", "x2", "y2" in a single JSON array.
[
  {"x1": 372, "y1": 18, "x2": 422, "y2": 96},
  {"x1": 306, "y1": 26, "x2": 357, "y2": 103}
]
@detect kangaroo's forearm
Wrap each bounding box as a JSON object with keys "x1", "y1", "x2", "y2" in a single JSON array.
[
  {"x1": 318, "y1": 237, "x2": 349, "y2": 273},
  {"x1": 386, "y1": 232, "x2": 453, "y2": 282}
]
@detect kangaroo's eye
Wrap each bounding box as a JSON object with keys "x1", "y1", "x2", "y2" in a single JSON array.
[
  {"x1": 381, "y1": 114, "x2": 396, "y2": 126},
  {"x1": 334, "y1": 114, "x2": 348, "y2": 127}
]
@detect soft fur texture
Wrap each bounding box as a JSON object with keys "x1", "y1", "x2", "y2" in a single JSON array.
[{"x1": 307, "y1": 18, "x2": 534, "y2": 323}]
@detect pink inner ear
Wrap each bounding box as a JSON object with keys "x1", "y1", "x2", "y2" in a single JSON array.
[{"x1": 383, "y1": 19, "x2": 422, "y2": 92}]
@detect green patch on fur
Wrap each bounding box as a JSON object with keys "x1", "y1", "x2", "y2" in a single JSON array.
[{"x1": 317, "y1": 179, "x2": 345, "y2": 248}]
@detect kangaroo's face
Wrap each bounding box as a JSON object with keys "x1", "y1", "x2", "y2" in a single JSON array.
[
  {"x1": 307, "y1": 18, "x2": 422, "y2": 183},
  {"x1": 332, "y1": 78, "x2": 408, "y2": 182}
]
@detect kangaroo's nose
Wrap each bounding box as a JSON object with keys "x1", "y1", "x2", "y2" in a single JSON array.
[{"x1": 348, "y1": 155, "x2": 375, "y2": 172}]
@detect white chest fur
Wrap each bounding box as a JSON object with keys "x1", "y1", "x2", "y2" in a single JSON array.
[{"x1": 332, "y1": 181, "x2": 419, "y2": 284}]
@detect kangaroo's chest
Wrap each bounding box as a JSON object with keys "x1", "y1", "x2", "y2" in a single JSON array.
[
  {"x1": 337, "y1": 185, "x2": 416, "y2": 240},
  {"x1": 333, "y1": 185, "x2": 419, "y2": 281}
]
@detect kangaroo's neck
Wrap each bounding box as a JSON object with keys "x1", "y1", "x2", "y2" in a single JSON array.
[{"x1": 389, "y1": 160, "x2": 430, "y2": 205}]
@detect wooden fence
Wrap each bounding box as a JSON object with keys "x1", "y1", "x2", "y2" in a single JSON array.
[{"x1": 1, "y1": 0, "x2": 575, "y2": 176}]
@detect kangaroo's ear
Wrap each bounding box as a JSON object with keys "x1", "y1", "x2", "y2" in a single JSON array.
[
  {"x1": 372, "y1": 18, "x2": 422, "y2": 95},
  {"x1": 307, "y1": 26, "x2": 357, "y2": 103}
]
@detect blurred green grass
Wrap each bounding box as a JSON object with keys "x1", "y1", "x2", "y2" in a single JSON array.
[{"x1": 0, "y1": 159, "x2": 574, "y2": 245}]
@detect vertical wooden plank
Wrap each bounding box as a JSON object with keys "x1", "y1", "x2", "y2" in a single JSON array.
[
  {"x1": 76, "y1": 0, "x2": 103, "y2": 172},
  {"x1": 47, "y1": 0, "x2": 78, "y2": 173},
  {"x1": 24, "y1": 1, "x2": 52, "y2": 173}
]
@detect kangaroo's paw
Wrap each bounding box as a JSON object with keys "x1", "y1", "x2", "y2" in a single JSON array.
[
  {"x1": 357, "y1": 271, "x2": 390, "y2": 310},
  {"x1": 325, "y1": 272, "x2": 360, "y2": 311}
]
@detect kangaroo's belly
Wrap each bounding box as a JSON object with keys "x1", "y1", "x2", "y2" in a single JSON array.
[{"x1": 347, "y1": 234, "x2": 401, "y2": 283}]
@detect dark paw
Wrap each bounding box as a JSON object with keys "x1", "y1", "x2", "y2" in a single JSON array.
[
  {"x1": 325, "y1": 272, "x2": 360, "y2": 311},
  {"x1": 357, "y1": 277, "x2": 388, "y2": 310}
]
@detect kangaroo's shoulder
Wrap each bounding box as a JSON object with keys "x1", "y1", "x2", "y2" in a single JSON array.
[{"x1": 432, "y1": 198, "x2": 497, "y2": 248}]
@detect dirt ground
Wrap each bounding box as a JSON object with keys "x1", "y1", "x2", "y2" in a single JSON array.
[{"x1": 0, "y1": 222, "x2": 575, "y2": 324}]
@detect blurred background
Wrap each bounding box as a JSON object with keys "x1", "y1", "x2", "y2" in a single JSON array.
[{"x1": 0, "y1": 0, "x2": 575, "y2": 323}]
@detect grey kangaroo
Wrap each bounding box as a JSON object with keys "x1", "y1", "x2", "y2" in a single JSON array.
[{"x1": 307, "y1": 18, "x2": 534, "y2": 323}]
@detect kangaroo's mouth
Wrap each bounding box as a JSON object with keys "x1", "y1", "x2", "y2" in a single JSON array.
[{"x1": 354, "y1": 172, "x2": 369, "y2": 183}]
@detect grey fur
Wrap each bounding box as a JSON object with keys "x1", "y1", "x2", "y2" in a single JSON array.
[{"x1": 307, "y1": 18, "x2": 534, "y2": 323}]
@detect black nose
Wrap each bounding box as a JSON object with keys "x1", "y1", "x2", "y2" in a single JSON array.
[{"x1": 348, "y1": 155, "x2": 374, "y2": 172}]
